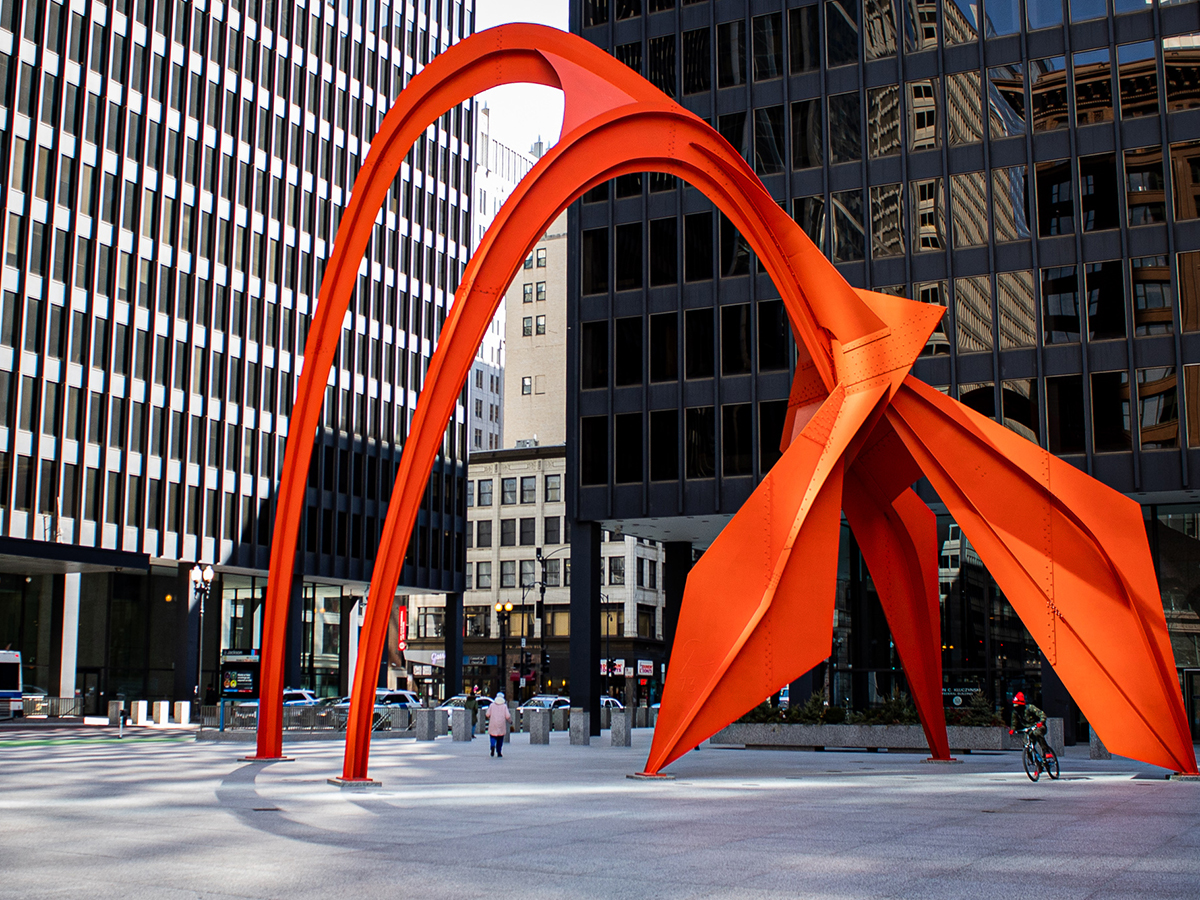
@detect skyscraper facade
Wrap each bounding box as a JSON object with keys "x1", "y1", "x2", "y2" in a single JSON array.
[
  {"x1": 567, "y1": 0, "x2": 1200, "y2": 739},
  {"x1": 0, "y1": 0, "x2": 472, "y2": 710}
]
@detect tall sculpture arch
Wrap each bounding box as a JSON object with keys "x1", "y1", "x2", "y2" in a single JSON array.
[{"x1": 256, "y1": 25, "x2": 1197, "y2": 782}]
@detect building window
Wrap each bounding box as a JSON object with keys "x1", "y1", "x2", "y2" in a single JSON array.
[
  {"x1": 519, "y1": 517, "x2": 536, "y2": 546},
  {"x1": 521, "y1": 376, "x2": 532, "y2": 395},
  {"x1": 501, "y1": 477, "x2": 517, "y2": 504},
  {"x1": 520, "y1": 476, "x2": 536, "y2": 503},
  {"x1": 717, "y1": 20, "x2": 746, "y2": 88},
  {"x1": 477, "y1": 562, "x2": 492, "y2": 589},
  {"x1": 500, "y1": 560, "x2": 516, "y2": 588},
  {"x1": 466, "y1": 480, "x2": 474, "y2": 507},
  {"x1": 536, "y1": 281, "x2": 546, "y2": 301},
  {"x1": 637, "y1": 557, "x2": 645, "y2": 587},
  {"x1": 523, "y1": 255, "x2": 533, "y2": 269},
  {"x1": 523, "y1": 283, "x2": 533, "y2": 303},
  {"x1": 545, "y1": 559, "x2": 561, "y2": 587},
  {"x1": 581, "y1": 228, "x2": 608, "y2": 295},
  {"x1": 476, "y1": 520, "x2": 492, "y2": 548},
  {"x1": 536, "y1": 248, "x2": 546, "y2": 267},
  {"x1": 417, "y1": 608, "x2": 444, "y2": 638},
  {"x1": 648, "y1": 560, "x2": 658, "y2": 590},
  {"x1": 466, "y1": 606, "x2": 491, "y2": 637},
  {"x1": 544, "y1": 516, "x2": 561, "y2": 544},
  {"x1": 478, "y1": 479, "x2": 493, "y2": 506},
  {"x1": 500, "y1": 518, "x2": 516, "y2": 546},
  {"x1": 535, "y1": 315, "x2": 546, "y2": 335},
  {"x1": 609, "y1": 556, "x2": 625, "y2": 585},
  {"x1": 523, "y1": 316, "x2": 533, "y2": 336},
  {"x1": 544, "y1": 474, "x2": 561, "y2": 502},
  {"x1": 520, "y1": 559, "x2": 536, "y2": 587}
]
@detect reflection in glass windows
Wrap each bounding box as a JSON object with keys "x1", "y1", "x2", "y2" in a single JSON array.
[
  {"x1": 1170, "y1": 139, "x2": 1200, "y2": 220},
  {"x1": 870, "y1": 184, "x2": 904, "y2": 259},
  {"x1": 1030, "y1": 56, "x2": 1069, "y2": 132},
  {"x1": 1118, "y1": 41, "x2": 1158, "y2": 118},
  {"x1": 682, "y1": 28, "x2": 711, "y2": 94},
  {"x1": 754, "y1": 106, "x2": 786, "y2": 176},
  {"x1": 907, "y1": 79, "x2": 940, "y2": 151},
  {"x1": 685, "y1": 406, "x2": 715, "y2": 479},
  {"x1": 1085, "y1": 260, "x2": 1127, "y2": 341},
  {"x1": 615, "y1": 42, "x2": 642, "y2": 73},
  {"x1": 988, "y1": 64, "x2": 1026, "y2": 139},
  {"x1": 1137, "y1": 368, "x2": 1179, "y2": 449},
  {"x1": 753, "y1": 13, "x2": 783, "y2": 81},
  {"x1": 647, "y1": 35, "x2": 676, "y2": 98},
  {"x1": 1028, "y1": 0, "x2": 1063, "y2": 30},
  {"x1": 792, "y1": 99, "x2": 823, "y2": 169},
  {"x1": 1074, "y1": 49, "x2": 1114, "y2": 126},
  {"x1": 684, "y1": 211, "x2": 713, "y2": 282},
  {"x1": 758, "y1": 300, "x2": 792, "y2": 371},
  {"x1": 911, "y1": 178, "x2": 945, "y2": 252},
  {"x1": 1092, "y1": 370, "x2": 1132, "y2": 453},
  {"x1": 955, "y1": 276, "x2": 993, "y2": 354},
  {"x1": 719, "y1": 112, "x2": 749, "y2": 164},
  {"x1": 722, "y1": 404, "x2": 753, "y2": 476},
  {"x1": 1126, "y1": 147, "x2": 1166, "y2": 226},
  {"x1": 1179, "y1": 251, "x2": 1200, "y2": 333},
  {"x1": 1041, "y1": 266, "x2": 1080, "y2": 344},
  {"x1": 828, "y1": 92, "x2": 862, "y2": 164},
  {"x1": 831, "y1": 190, "x2": 865, "y2": 263},
  {"x1": 864, "y1": 0, "x2": 897, "y2": 60},
  {"x1": 958, "y1": 382, "x2": 995, "y2": 419},
  {"x1": 722, "y1": 305, "x2": 752, "y2": 376},
  {"x1": 1046, "y1": 374, "x2": 1085, "y2": 454},
  {"x1": 868, "y1": 86, "x2": 902, "y2": 158},
  {"x1": 790, "y1": 6, "x2": 820, "y2": 74},
  {"x1": 1002, "y1": 379, "x2": 1039, "y2": 443},
  {"x1": 992, "y1": 166, "x2": 1031, "y2": 242},
  {"x1": 947, "y1": 72, "x2": 984, "y2": 145},
  {"x1": 1079, "y1": 153, "x2": 1119, "y2": 231},
  {"x1": 915, "y1": 281, "x2": 950, "y2": 355},
  {"x1": 717, "y1": 20, "x2": 746, "y2": 88},
  {"x1": 1186, "y1": 367, "x2": 1200, "y2": 449},
  {"x1": 650, "y1": 410, "x2": 679, "y2": 481},
  {"x1": 951, "y1": 172, "x2": 988, "y2": 249},
  {"x1": 720, "y1": 213, "x2": 750, "y2": 278},
  {"x1": 984, "y1": 0, "x2": 1021, "y2": 36},
  {"x1": 826, "y1": 0, "x2": 860, "y2": 69},
  {"x1": 997, "y1": 271, "x2": 1037, "y2": 350},
  {"x1": 1165, "y1": 34, "x2": 1200, "y2": 112},
  {"x1": 903, "y1": 0, "x2": 938, "y2": 51},
  {"x1": 793, "y1": 196, "x2": 827, "y2": 252},
  {"x1": 1132, "y1": 256, "x2": 1172, "y2": 335},
  {"x1": 1035, "y1": 160, "x2": 1074, "y2": 236},
  {"x1": 944, "y1": 0, "x2": 979, "y2": 45}
]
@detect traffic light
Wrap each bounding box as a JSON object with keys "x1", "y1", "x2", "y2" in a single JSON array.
[{"x1": 540, "y1": 650, "x2": 550, "y2": 674}]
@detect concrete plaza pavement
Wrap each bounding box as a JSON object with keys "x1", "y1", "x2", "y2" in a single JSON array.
[{"x1": 1, "y1": 723, "x2": 1198, "y2": 900}]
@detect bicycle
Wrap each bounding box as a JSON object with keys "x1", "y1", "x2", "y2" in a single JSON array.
[{"x1": 1017, "y1": 726, "x2": 1060, "y2": 782}]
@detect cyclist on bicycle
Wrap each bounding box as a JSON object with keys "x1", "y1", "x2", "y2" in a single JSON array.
[{"x1": 1010, "y1": 691, "x2": 1054, "y2": 761}]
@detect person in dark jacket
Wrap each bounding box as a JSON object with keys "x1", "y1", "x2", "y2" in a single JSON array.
[{"x1": 1010, "y1": 692, "x2": 1053, "y2": 760}]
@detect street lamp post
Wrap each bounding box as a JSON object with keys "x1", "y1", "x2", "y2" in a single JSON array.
[
  {"x1": 190, "y1": 564, "x2": 214, "y2": 703},
  {"x1": 494, "y1": 601, "x2": 513, "y2": 696},
  {"x1": 600, "y1": 591, "x2": 612, "y2": 698}
]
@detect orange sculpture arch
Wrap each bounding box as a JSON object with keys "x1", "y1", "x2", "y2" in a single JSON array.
[{"x1": 255, "y1": 24, "x2": 1198, "y2": 781}]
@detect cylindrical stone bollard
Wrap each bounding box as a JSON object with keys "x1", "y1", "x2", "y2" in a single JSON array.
[
  {"x1": 435, "y1": 709, "x2": 449, "y2": 736},
  {"x1": 131, "y1": 700, "x2": 148, "y2": 726},
  {"x1": 153, "y1": 701, "x2": 170, "y2": 725},
  {"x1": 173, "y1": 701, "x2": 191, "y2": 726},
  {"x1": 107, "y1": 700, "x2": 124, "y2": 726},
  {"x1": 413, "y1": 708, "x2": 437, "y2": 740},
  {"x1": 1089, "y1": 728, "x2": 1112, "y2": 760}
]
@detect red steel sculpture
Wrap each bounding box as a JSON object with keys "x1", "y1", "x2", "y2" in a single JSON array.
[{"x1": 254, "y1": 24, "x2": 1198, "y2": 781}]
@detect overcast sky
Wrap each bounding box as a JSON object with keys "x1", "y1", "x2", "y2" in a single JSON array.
[{"x1": 473, "y1": 0, "x2": 568, "y2": 157}]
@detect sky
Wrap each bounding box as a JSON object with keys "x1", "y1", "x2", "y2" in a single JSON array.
[{"x1": 473, "y1": 0, "x2": 568, "y2": 157}]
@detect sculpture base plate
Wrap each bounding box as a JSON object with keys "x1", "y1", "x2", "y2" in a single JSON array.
[
  {"x1": 1168, "y1": 773, "x2": 1200, "y2": 782},
  {"x1": 627, "y1": 772, "x2": 676, "y2": 780},
  {"x1": 240, "y1": 756, "x2": 294, "y2": 762},
  {"x1": 921, "y1": 757, "x2": 962, "y2": 764},
  {"x1": 327, "y1": 777, "x2": 382, "y2": 789}
]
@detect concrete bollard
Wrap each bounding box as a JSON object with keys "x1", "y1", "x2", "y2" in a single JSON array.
[
  {"x1": 600, "y1": 708, "x2": 611, "y2": 730},
  {"x1": 153, "y1": 701, "x2": 170, "y2": 725},
  {"x1": 649, "y1": 706, "x2": 658, "y2": 728},
  {"x1": 131, "y1": 700, "x2": 148, "y2": 726},
  {"x1": 173, "y1": 701, "x2": 191, "y2": 726},
  {"x1": 1089, "y1": 728, "x2": 1112, "y2": 760},
  {"x1": 1047, "y1": 718, "x2": 1065, "y2": 757},
  {"x1": 108, "y1": 700, "x2": 124, "y2": 726},
  {"x1": 435, "y1": 709, "x2": 449, "y2": 737},
  {"x1": 610, "y1": 709, "x2": 631, "y2": 747},
  {"x1": 477, "y1": 708, "x2": 489, "y2": 735},
  {"x1": 570, "y1": 707, "x2": 590, "y2": 746},
  {"x1": 551, "y1": 708, "x2": 568, "y2": 732},
  {"x1": 451, "y1": 708, "x2": 473, "y2": 741},
  {"x1": 635, "y1": 706, "x2": 648, "y2": 728},
  {"x1": 413, "y1": 708, "x2": 437, "y2": 741},
  {"x1": 528, "y1": 708, "x2": 551, "y2": 744},
  {"x1": 390, "y1": 708, "x2": 411, "y2": 732}
]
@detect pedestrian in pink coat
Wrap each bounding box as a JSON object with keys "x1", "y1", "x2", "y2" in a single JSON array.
[{"x1": 486, "y1": 692, "x2": 512, "y2": 758}]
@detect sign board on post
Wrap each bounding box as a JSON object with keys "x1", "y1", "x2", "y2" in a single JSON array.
[
  {"x1": 623, "y1": 666, "x2": 634, "y2": 678},
  {"x1": 219, "y1": 650, "x2": 261, "y2": 700},
  {"x1": 637, "y1": 660, "x2": 653, "y2": 676},
  {"x1": 398, "y1": 606, "x2": 408, "y2": 652}
]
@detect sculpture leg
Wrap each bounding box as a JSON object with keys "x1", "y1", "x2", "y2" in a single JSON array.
[
  {"x1": 844, "y1": 473, "x2": 950, "y2": 760},
  {"x1": 889, "y1": 376, "x2": 1197, "y2": 774}
]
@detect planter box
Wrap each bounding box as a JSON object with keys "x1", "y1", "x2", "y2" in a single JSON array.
[{"x1": 709, "y1": 720, "x2": 1063, "y2": 755}]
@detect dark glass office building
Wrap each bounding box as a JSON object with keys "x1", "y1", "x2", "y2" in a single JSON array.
[
  {"x1": 0, "y1": 0, "x2": 471, "y2": 711},
  {"x1": 566, "y1": 0, "x2": 1200, "y2": 740}
]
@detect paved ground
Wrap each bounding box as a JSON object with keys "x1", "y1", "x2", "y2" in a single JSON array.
[{"x1": 1, "y1": 722, "x2": 1198, "y2": 900}]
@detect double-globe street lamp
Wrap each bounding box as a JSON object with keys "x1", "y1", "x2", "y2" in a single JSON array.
[
  {"x1": 191, "y1": 564, "x2": 215, "y2": 703},
  {"x1": 494, "y1": 601, "x2": 513, "y2": 696}
]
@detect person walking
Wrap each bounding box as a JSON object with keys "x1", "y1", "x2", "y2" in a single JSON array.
[
  {"x1": 487, "y1": 692, "x2": 511, "y2": 758},
  {"x1": 465, "y1": 687, "x2": 480, "y2": 737}
]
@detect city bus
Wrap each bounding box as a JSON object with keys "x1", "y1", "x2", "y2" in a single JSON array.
[{"x1": 0, "y1": 650, "x2": 21, "y2": 718}]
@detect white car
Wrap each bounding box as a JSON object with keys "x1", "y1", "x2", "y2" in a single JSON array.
[
  {"x1": 518, "y1": 694, "x2": 571, "y2": 711},
  {"x1": 282, "y1": 689, "x2": 321, "y2": 707},
  {"x1": 333, "y1": 689, "x2": 423, "y2": 709},
  {"x1": 437, "y1": 694, "x2": 493, "y2": 713},
  {"x1": 600, "y1": 695, "x2": 624, "y2": 710}
]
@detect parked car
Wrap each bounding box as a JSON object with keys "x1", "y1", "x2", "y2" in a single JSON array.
[
  {"x1": 282, "y1": 689, "x2": 321, "y2": 707},
  {"x1": 22, "y1": 685, "x2": 48, "y2": 700},
  {"x1": 600, "y1": 695, "x2": 624, "y2": 709},
  {"x1": 333, "y1": 689, "x2": 422, "y2": 709},
  {"x1": 437, "y1": 694, "x2": 493, "y2": 713},
  {"x1": 518, "y1": 694, "x2": 571, "y2": 711}
]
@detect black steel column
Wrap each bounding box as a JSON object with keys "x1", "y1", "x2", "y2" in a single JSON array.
[
  {"x1": 569, "y1": 520, "x2": 602, "y2": 735},
  {"x1": 444, "y1": 590, "x2": 463, "y2": 696},
  {"x1": 1041, "y1": 654, "x2": 1076, "y2": 746},
  {"x1": 285, "y1": 577, "x2": 305, "y2": 691},
  {"x1": 662, "y1": 541, "x2": 692, "y2": 662}
]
